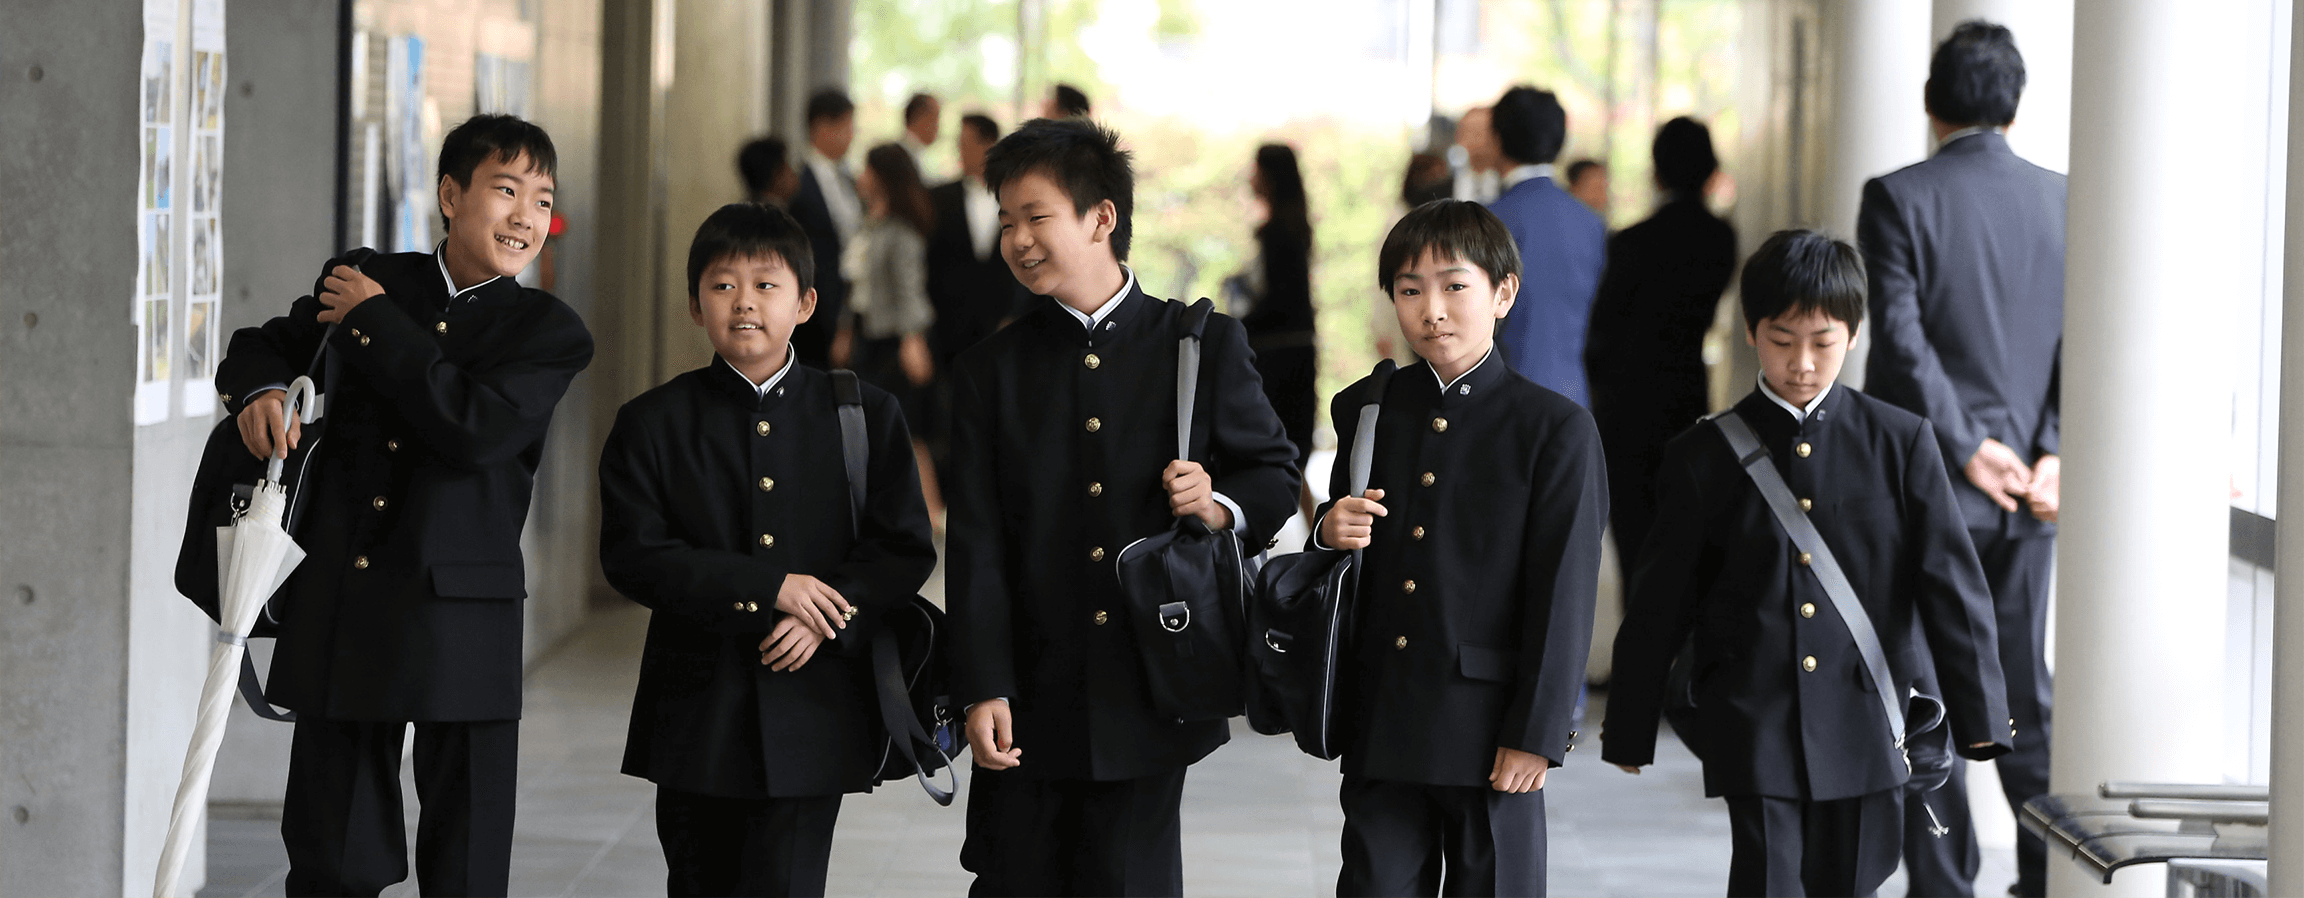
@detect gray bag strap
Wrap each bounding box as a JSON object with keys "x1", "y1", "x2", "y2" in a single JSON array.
[
  {"x1": 1175, "y1": 322, "x2": 1203, "y2": 461},
  {"x1": 1714, "y1": 410, "x2": 1907, "y2": 750},
  {"x1": 831, "y1": 370, "x2": 867, "y2": 536},
  {"x1": 1346, "y1": 360, "x2": 1399, "y2": 496}
]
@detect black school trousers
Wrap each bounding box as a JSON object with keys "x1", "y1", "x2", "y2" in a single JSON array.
[
  {"x1": 1337, "y1": 774, "x2": 1548, "y2": 898},
  {"x1": 1726, "y1": 789, "x2": 1902, "y2": 898},
  {"x1": 655, "y1": 786, "x2": 843, "y2": 898},
  {"x1": 281, "y1": 716, "x2": 518, "y2": 898},
  {"x1": 961, "y1": 764, "x2": 1188, "y2": 897}
]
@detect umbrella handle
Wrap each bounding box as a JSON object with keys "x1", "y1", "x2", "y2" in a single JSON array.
[{"x1": 266, "y1": 376, "x2": 321, "y2": 484}]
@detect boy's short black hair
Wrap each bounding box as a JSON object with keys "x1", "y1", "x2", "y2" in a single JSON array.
[
  {"x1": 1376, "y1": 199, "x2": 1522, "y2": 294},
  {"x1": 805, "y1": 89, "x2": 855, "y2": 126},
  {"x1": 1492, "y1": 86, "x2": 1566, "y2": 166},
  {"x1": 1739, "y1": 229, "x2": 1866, "y2": 332},
  {"x1": 982, "y1": 117, "x2": 1134, "y2": 261},
  {"x1": 1926, "y1": 20, "x2": 2025, "y2": 127},
  {"x1": 737, "y1": 136, "x2": 790, "y2": 198},
  {"x1": 1051, "y1": 83, "x2": 1091, "y2": 117},
  {"x1": 904, "y1": 92, "x2": 938, "y2": 126},
  {"x1": 960, "y1": 113, "x2": 1001, "y2": 145},
  {"x1": 1652, "y1": 116, "x2": 1718, "y2": 197},
  {"x1": 686, "y1": 202, "x2": 815, "y2": 304},
  {"x1": 436, "y1": 114, "x2": 557, "y2": 230}
]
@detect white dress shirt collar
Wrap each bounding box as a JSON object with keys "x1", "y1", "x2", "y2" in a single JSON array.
[
  {"x1": 1935, "y1": 125, "x2": 2003, "y2": 155},
  {"x1": 1433, "y1": 348, "x2": 1495, "y2": 393},
  {"x1": 805, "y1": 149, "x2": 862, "y2": 238},
  {"x1": 1501, "y1": 163, "x2": 1557, "y2": 192},
  {"x1": 1057, "y1": 267, "x2": 1136, "y2": 331},
  {"x1": 963, "y1": 175, "x2": 1000, "y2": 260},
  {"x1": 1757, "y1": 373, "x2": 1832, "y2": 422},
  {"x1": 433, "y1": 241, "x2": 504, "y2": 300},
  {"x1": 724, "y1": 345, "x2": 798, "y2": 399}
]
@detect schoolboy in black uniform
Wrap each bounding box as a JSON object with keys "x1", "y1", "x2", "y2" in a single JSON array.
[
  {"x1": 946, "y1": 118, "x2": 1301, "y2": 897},
  {"x1": 218, "y1": 114, "x2": 592, "y2": 898},
  {"x1": 1315, "y1": 199, "x2": 1608, "y2": 898},
  {"x1": 1602, "y1": 230, "x2": 2012, "y2": 898},
  {"x1": 598, "y1": 203, "x2": 937, "y2": 898}
]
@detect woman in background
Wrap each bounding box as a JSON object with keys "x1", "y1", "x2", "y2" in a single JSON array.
[
  {"x1": 845, "y1": 143, "x2": 942, "y2": 519},
  {"x1": 1228, "y1": 143, "x2": 1320, "y2": 524}
]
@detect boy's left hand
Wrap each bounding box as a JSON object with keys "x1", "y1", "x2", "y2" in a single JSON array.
[
  {"x1": 317, "y1": 265, "x2": 384, "y2": 324},
  {"x1": 1490, "y1": 747, "x2": 1549, "y2": 793},
  {"x1": 1163, "y1": 460, "x2": 1232, "y2": 530},
  {"x1": 2025, "y1": 454, "x2": 2060, "y2": 523},
  {"x1": 759, "y1": 615, "x2": 825, "y2": 671}
]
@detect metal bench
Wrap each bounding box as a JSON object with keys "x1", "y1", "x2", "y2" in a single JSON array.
[{"x1": 2018, "y1": 782, "x2": 2268, "y2": 897}]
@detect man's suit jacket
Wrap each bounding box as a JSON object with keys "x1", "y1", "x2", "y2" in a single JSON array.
[
  {"x1": 1602, "y1": 388, "x2": 2014, "y2": 801},
  {"x1": 946, "y1": 285, "x2": 1301, "y2": 782},
  {"x1": 1487, "y1": 175, "x2": 1608, "y2": 407},
  {"x1": 1318, "y1": 355, "x2": 1606, "y2": 787},
  {"x1": 1584, "y1": 197, "x2": 1738, "y2": 440},
  {"x1": 215, "y1": 251, "x2": 594, "y2": 720},
  {"x1": 600, "y1": 361, "x2": 937, "y2": 799},
  {"x1": 925, "y1": 179, "x2": 1028, "y2": 365},
  {"x1": 790, "y1": 166, "x2": 852, "y2": 368},
  {"x1": 1859, "y1": 131, "x2": 2064, "y2": 538}
]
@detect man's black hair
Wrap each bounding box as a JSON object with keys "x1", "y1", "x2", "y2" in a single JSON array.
[
  {"x1": 1052, "y1": 83, "x2": 1091, "y2": 117},
  {"x1": 686, "y1": 202, "x2": 815, "y2": 304},
  {"x1": 1564, "y1": 159, "x2": 1604, "y2": 186},
  {"x1": 1739, "y1": 229, "x2": 1866, "y2": 332},
  {"x1": 982, "y1": 117, "x2": 1134, "y2": 261},
  {"x1": 737, "y1": 136, "x2": 791, "y2": 199},
  {"x1": 436, "y1": 114, "x2": 557, "y2": 231},
  {"x1": 1926, "y1": 20, "x2": 2026, "y2": 127},
  {"x1": 1376, "y1": 199, "x2": 1522, "y2": 294},
  {"x1": 1652, "y1": 116, "x2": 1719, "y2": 197},
  {"x1": 960, "y1": 113, "x2": 1001, "y2": 145},
  {"x1": 805, "y1": 89, "x2": 855, "y2": 126},
  {"x1": 1491, "y1": 86, "x2": 1566, "y2": 166},
  {"x1": 904, "y1": 92, "x2": 938, "y2": 126}
]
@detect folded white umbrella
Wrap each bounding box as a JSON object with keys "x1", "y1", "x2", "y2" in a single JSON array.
[{"x1": 155, "y1": 377, "x2": 317, "y2": 898}]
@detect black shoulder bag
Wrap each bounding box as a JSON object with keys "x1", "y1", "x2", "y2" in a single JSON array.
[
  {"x1": 1246, "y1": 359, "x2": 1396, "y2": 758},
  {"x1": 832, "y1": 370, "x2": 959, "y2": 805}
]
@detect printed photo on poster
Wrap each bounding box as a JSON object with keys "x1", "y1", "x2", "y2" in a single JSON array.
[
  {"x1": 143, "y1": 298, "x2": 172, "y2": 383},
  {"x1": 186, "y1": 299, "x2": 217, "y2": 380},
  {"x1": 192, "y1": 219, "x2": 215, "y2": 295}
]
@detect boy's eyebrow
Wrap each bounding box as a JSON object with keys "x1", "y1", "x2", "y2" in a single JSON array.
[{"x1": 1394, "y1": 266, "x2": 1472, "y2": 280}]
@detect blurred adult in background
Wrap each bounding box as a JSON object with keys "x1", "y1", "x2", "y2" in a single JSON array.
[
  {"x1": 1487, "y1": 85, "x2": 1607, "y2": 407},
  {"x1": 1226, "y1": 144, "x2": 1319, "y2": 523},
  {"x1": 846, "y1": 143, "x2": 942, "y2": 517},
  {"x1": 900, "y1": 92, "x2": 941, "y2": 179},
  {"x1": 1584, "y1": 116, "x2": 1736, "y2": 592},
  {"x1": 1566, "y1": 158, "x2": 1609, "y2": 219},
  {"x1": 737, "y1": 136, "x2": 800, "y2": 208},
  {"x1": 1452, "y1": 106, "x2": 1502, "y2": 204},
  {"x1": 1045, "y1": 83, "x2": 1091, "y2": 119},
  {"x1": 1401, "y1": 152, "x2": 1454, "y2": 208},
  {"x1": 790, "y1": 90, "x2": 859, "y2": 370},
  {"x1": 1861, "y1": 22, "x2": 2064, "y2": 898},
  {"x1": 926, "y1": 113, "x2": 1030, "y2": 491}
]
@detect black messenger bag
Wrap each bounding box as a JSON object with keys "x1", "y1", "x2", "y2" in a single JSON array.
[
  {"x1": 1114, "y1": 299, "x2": 1254, "y2": 723},
  {"x1": 1246, "y1": 360, "x2": 1395, "y2": 758}
]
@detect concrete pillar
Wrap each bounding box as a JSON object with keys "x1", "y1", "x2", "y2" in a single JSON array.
[
  {"x1": 2265, "y1": 3, "x2": 2304, "y2": 892},
  {"x1": 1931, "y1": 0, "x2": 2072, "y2": 174},
  {"x1": 2056, "y1": 0, "x2": 2273, "y2": 894},
  {"x1": 1820, "y1": 0, "x2": 1931, "y2": 392}
]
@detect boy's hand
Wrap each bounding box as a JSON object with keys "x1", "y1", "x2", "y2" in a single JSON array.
[
  {"x1": 1490, "y1": 746, "x2": 1549, "y2": 793},
  {"x1": 758, "y1": 615, "x2": 824, "y2": 671},
  {"x1": 966, "y1": 700, "x2": 1023, "y2": 770},
  {"x1": 899, "y1": 333, "x2": 934, "y2": 386},
  {"x1": 830, "y1": 324, "x2": 854, "y2": 369},
  {"x1": 316, "y1": 265, "x2": 384, "y2": 324},
  {"x1": 1163, "y1": 460, "x2": 1232, "y2": 530},
  {"x1": 1318, "y1": 489, "x2": 1388, "y2": 550},
  {"x1": 2025, "y1": 454, "x2": 2060, "y2": 523},
  {"x1": 1964, "y1": 439, "x2": 2034, "y2": 513},
  {"x1": 236, "y1": 389, "x2": 300, "y2": 460},
  {"x1": 775, "y1": 574, "x2": 852, "y2": 640}
]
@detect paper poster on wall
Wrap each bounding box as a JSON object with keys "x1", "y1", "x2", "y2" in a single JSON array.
[
  {"x1": 182, "y1": 0, "x2": 225, "y2": 415},
  {"x1": 386, "y1": 35, "x2": 430, "y2": 254},
  {"x1": 137, "y1": 0, "x2": 179, "y2": 425}
]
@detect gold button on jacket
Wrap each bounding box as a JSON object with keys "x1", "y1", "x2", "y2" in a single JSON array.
[
  {"x1": 1394, "y1": 636, "x2": 1408, "y2": 650},
  {"x1": 1087, "y1": 482, "x2": 1103, "y2": 497},
  {"x1": 386, "y1": 439, "x2": 400, "y2": 452},
  {"x1": 434, "y1": 321, "x2": 448, "y2": 335},
  {"x1": 1411, "y1": 526, "x2": 1426, "y2": 540},
  {"x1": 1420, "y1": 471, "x2": 1436, "y2": 487},
  {"x1": 353, "y1": 555, "x2": 370, "y2": 570},
  {"x1": 1801, "y1": 655, "x2": 1817, "y2": 672},
  {"x1": 1800, "y1": 603, "x2": 1816, "y2": 618},
  {"x1": 1431, "y1": 417, "x2": 1449, "y2": 433},
  {"x1": 755, "y1": 420, "x2": 771, "y2": 436},
  {"x1": 1798, "y1": 497, "x2": 1812, "y2": 512},
  {"x1": 1084, "y1": 353, "x2": 1101, "y2": 369},
  {"x1": 1088, "y1": 546, "x2": 1105, "y2": 562},
  {"x1": 371, "y1": 496, "x2": 388, "y2": 511},
  {"x1": 1084, "y1": 417, "x2": 1101, "y2": 433},
  {"x1": 1092, "y1": 610, "x2": 1110, "y2": 626},
  {"x1": 758, "y1": 533, "x2": 775, "y2": 548},
  {"x1": 758, "y1": 477, "x2": 775, "y2": 492},
  {"x1": 1795, "y1": 442, "x2": 1812, "y2": 457},
  {"x1": 1402, "y1": 579, "x2": 1416, "y2": 595},
  {"x1": 1797, "y1": 551, "x2": 1813, "y2": 566}
]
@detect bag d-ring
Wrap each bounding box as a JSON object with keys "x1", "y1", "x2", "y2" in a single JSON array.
[{"x1": 1158, "y1": 601, "x2": 1191, "y2": 633}]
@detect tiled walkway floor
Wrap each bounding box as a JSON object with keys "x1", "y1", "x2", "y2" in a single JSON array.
[{"x1": 201, "y1": 512, "x2": 2016, "y2": 896}]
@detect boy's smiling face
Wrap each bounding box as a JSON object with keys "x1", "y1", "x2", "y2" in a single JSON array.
[
  {"x1": 438, "y1": 151, "x2": 553, "y2": 282},
  {"x1": 1391, "y1": 249, "x2": 1516, "y2": 382},
  {"x1": 1747, "y1": 308, "x2": 1854, "y2": 409},
  {"x1": 692, "y1": 251, "x2": 815, "y2": 381},
  {"x1": 997, "y1": 169, "x2": 1119, "y2": 307}
]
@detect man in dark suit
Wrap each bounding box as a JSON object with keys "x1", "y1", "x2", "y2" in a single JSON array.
[
  {"x1": 925, "y1": 114, "x2": 1030, "y2": 489},
  {"x1": 217, "y1": 115, "x2": 593, "y2": 897},
  {"x1": 788, "y1": 89, "x2": 859, "y2": 370},
  {"x1": 947, "y1": 118, "x2": 1300, "y2": 897},
  {"x1": 1485, "y1": 86, "x2": 1607, "y2": 408},
  {"x1": 1858, "y1": 22, "x2": 2064, "y2": 898}
]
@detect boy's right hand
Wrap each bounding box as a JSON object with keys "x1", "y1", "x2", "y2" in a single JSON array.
[
  {"x1": 775, "y1": 574, "x2": 852, "y2": 640},
  {"x1": 236, "y1": 389, "x2": 299, "y2": 461},
  {"x1": 966, "y1": 700, "x2": 1023, "y2": 770},
  {"x1": 1317, "y1": 489, "x2": 1387, "y2": 550},
  {"x1": 1964, "y1": 439, "x2": 2034, "y2": 513}
]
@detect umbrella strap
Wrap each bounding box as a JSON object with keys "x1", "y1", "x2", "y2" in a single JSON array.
[{"x1": 236, "y1": 651, "x2": 296, "y2": 722}]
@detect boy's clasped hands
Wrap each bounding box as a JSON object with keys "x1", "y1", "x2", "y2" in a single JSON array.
[{"x1": 759, "y1": 574, "x2": 853, "y2": 672}]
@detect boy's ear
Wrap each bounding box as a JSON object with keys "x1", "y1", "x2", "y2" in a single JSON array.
[
  {"x1": 688, "y1": 294, "x2": 704, "y2": 326},
  {"x1": 796, "y1": 287, "x2": 819, "y2": 325},
  {"x1": 1087, "y1": 198, "x2": 1118, "y2": 246},
  {"x1": 437, "y1": 175, "x2": 459, "y2": 228},
  {"x1": 1492, "y1": 273, "x2": 1520, "y2": 318}
]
